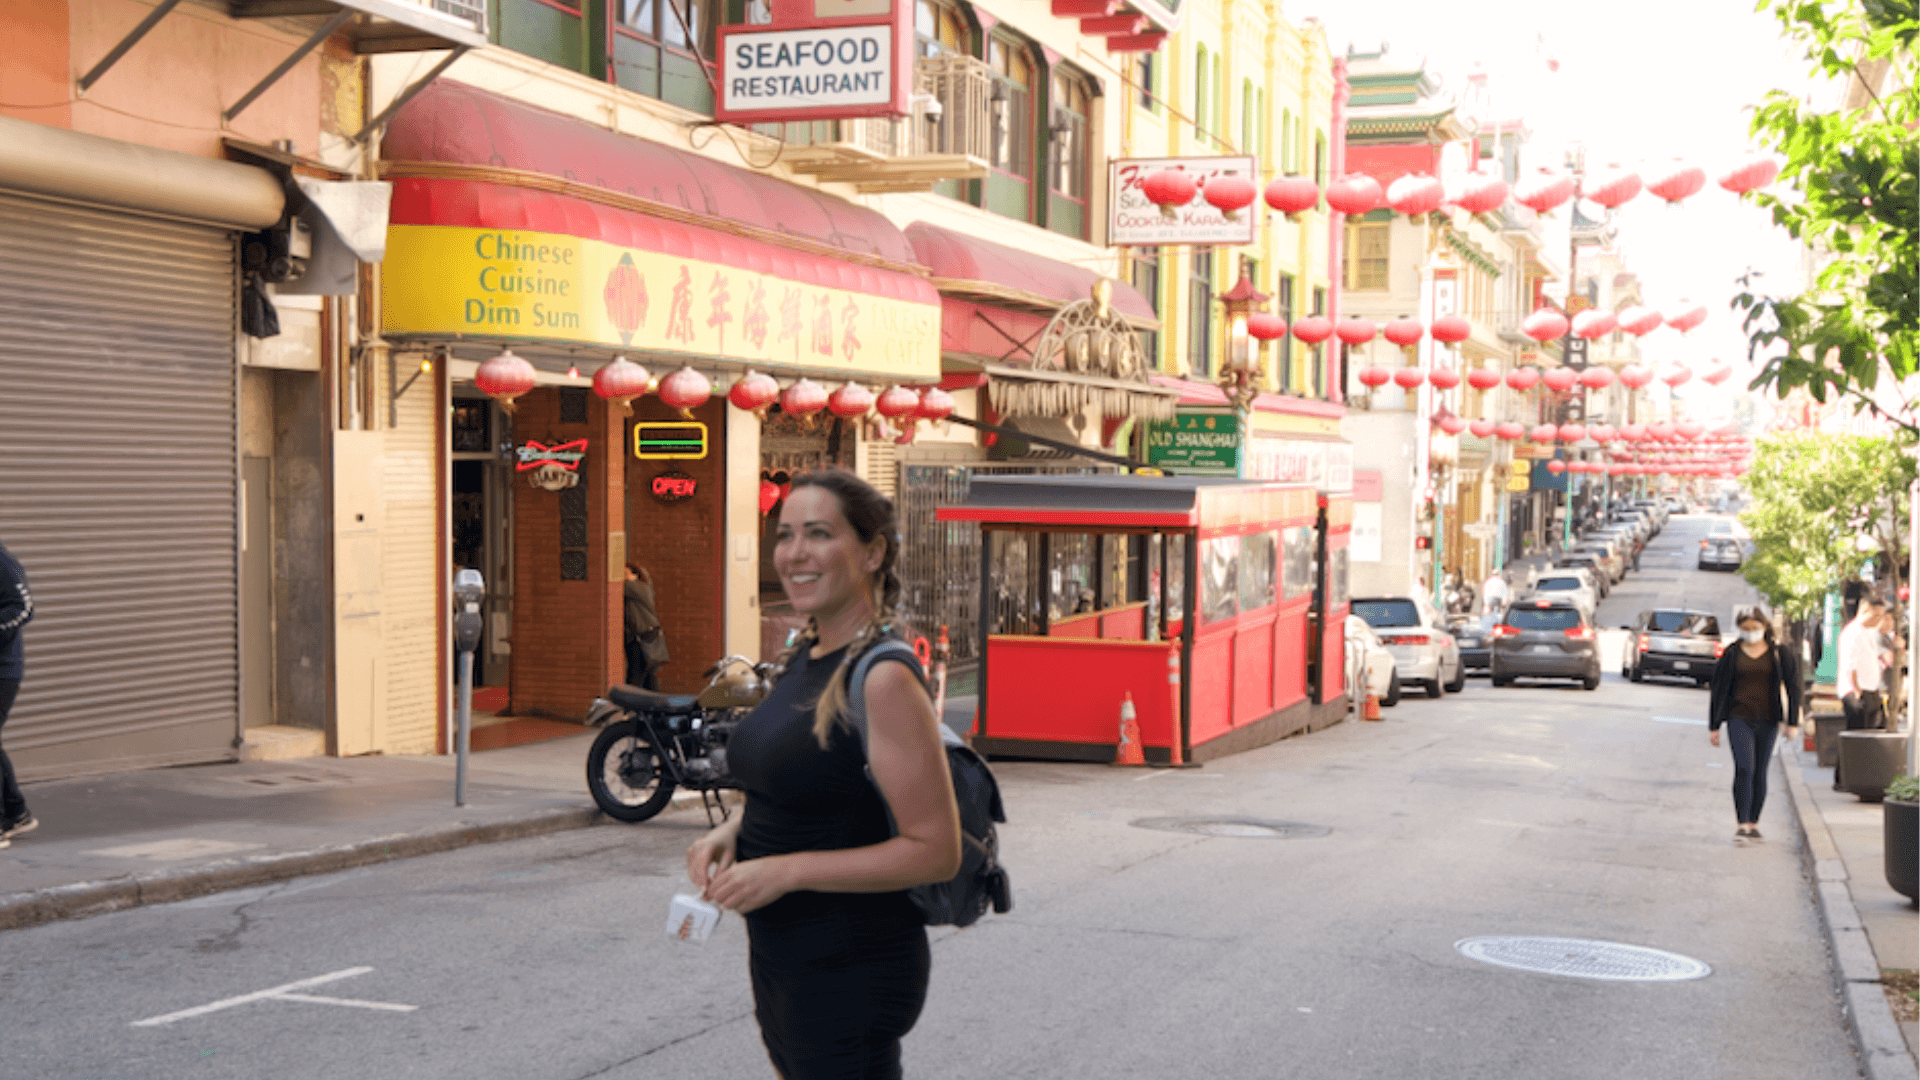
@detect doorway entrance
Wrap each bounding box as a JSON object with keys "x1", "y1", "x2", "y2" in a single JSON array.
[{"x1": 450, "y1": 396, "x2": 512, "y2": 697}]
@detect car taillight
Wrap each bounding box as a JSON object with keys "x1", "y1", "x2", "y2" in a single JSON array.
[
  {"x1": 1384, "y1": 634, "x2": 1424, "y2": 645},
  {"x1": 1491, "y1": 625, "x2": 1520, "y2": 638},
  {"x1": 1638, "y1": 634, "x2": 1650, "y2": 652},
  {"x1": 1700, "y1": 539, "x2": 1710, "y2": 549},
  {"x1": 1564, "y1": 627, "x2": 1595, "y2": 641},
  {"x1": 1713, "y1": 641, "x2": 1725, "y2": 658}
]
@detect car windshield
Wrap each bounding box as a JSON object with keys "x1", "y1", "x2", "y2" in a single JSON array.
[
  {"x1": 1354, "y1": 600, "x2": 1420, "y2": 627},
  {"x1": 1506, "y1": 606, "x2": 1582, "y2": 631},
  {"x1": 1536, "y1": 577, "x2": 1584, "y2": 590},
  {"x1": 1649, "y1": 611, "x2": 1720, "y2": 636}
]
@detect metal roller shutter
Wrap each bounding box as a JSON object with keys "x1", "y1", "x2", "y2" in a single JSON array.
[{"x1": 0, "y1": 190, "x2": 240, "y2": 779}]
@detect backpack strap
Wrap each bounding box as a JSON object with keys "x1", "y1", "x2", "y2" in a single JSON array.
[{"x1": 846, "y1": 638, "x2": 958, "y2": 761}]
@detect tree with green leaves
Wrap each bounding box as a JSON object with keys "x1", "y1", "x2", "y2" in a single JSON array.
[
  {"x1": 1741, "y1": 431, "x2": 1915, "y2": 620},
  {"x1": 1732, "y1": 0, "x2": 1919, "y2": 438}
]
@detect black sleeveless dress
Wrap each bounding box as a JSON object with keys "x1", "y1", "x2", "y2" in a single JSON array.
[{"x1": 727, "y1": 643, "x2": 929, "y2": 1080}]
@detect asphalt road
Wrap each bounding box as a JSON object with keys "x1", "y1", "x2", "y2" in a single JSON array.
[{"x1": 2, "y1": 515, "x2": 1861, "y2": 1080}]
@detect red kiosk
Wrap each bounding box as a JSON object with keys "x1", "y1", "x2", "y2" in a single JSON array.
[{"x1": 939, "y1": 475, "x2": 1351, "y2": 764}]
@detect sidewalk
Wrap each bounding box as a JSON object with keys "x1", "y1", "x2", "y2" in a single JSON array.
[{"x1": 1778, "y1": 740, "x2": 1919, "y2": 1080}]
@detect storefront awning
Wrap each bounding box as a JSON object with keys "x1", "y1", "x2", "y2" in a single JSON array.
[
  {"x1": 906, "y1": 222, "x2": 1158, "y2": 330},
  {"x1": 379, "y1": 81, "x2": 940, "y2": 381}
]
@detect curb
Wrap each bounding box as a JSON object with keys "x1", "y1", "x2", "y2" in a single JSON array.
[{"x1": 1779, "y1": 744, "x2": 1916, "y2": 1080}]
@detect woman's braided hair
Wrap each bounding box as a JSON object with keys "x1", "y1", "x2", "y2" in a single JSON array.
[{"x1": 762, "y1": 469, "x2": 906, "y2": 749}]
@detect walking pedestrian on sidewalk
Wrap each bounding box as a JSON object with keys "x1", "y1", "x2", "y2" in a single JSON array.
[
  {"x1": 0, "y1": 539, "x2": 37, "y2": 850},
  {"x1": 1707, "y1": 608, "x2": 1802, "y2": 841},
  {"x1": 1834, "y1": 594, "x2": 1889, "y2": 789},
  {"x1": 686, "y1": 470, "x2": 960, "y2": 1080},
  {"x1": 622, "y1": 563, "x2": 668, "y2": 691}
]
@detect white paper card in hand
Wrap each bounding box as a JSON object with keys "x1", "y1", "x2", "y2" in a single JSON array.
[{"x1": 667, "y1": 893, "x2": 721, "y2": 943}]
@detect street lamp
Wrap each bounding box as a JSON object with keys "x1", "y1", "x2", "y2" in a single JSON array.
[{"x1": 1216, "y1": 271, "x2": 1272, "y2": 410}]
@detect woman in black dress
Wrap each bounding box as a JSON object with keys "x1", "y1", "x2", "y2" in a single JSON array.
[
  {"x1": 687, "y1": 470, "x2": 960, "y2": 1080},
  {"x1": 1707, "y1": 608, "x2": 1802, "y2": 840}
]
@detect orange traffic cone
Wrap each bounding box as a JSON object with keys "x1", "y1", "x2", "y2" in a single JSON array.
[
  {"x1": 1363, "y1": 693, "x2": 1382, "y2": 721},
  {"x1": 1113, "y1": 693, "x2": 1145, "y2": 766}
]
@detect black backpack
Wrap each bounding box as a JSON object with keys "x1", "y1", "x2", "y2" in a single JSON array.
[{"x1": 848, "y1": 638, "x2": 1012, "y2": 928}]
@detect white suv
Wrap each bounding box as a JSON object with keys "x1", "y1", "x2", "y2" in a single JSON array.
[{"x1": 1352, "y1": 593, "x2": 1464, "y2": 698}]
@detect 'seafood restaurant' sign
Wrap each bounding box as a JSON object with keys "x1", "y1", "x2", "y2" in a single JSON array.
[
  {"x1": 1110, "y1": 156, "x2": 1259, "y2": 246},
  {"x1": 715, "y1": 0, "x2": 913, "y2": 124}
]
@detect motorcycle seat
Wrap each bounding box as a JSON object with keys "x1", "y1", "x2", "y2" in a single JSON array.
[{"x1": 608, "y1": 685, "x2": 700, "y2": 714}]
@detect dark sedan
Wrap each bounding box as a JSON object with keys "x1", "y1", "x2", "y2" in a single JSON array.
[
  {"x1": 1449, "y1": 614, "x2": 1498, "y2": 675},
  {"x1": 1623, "y1": 608, "x2": 1724, "y2": 686},
  {"x1": 1490, "y1": 598, "x2": 1602, "y2": 690}
]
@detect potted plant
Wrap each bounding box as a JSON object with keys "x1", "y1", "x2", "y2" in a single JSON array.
[
  {"x1": 1887, "y1": 773, "x2": 1918, "y2": 906},
  {"x1": 1838, "y1": 730, "x2": 1911, "y2": 802}
]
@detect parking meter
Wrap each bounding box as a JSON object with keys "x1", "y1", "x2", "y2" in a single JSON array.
[{"x1": 452, "y1": 568, "x2": 484, "y2": 805}]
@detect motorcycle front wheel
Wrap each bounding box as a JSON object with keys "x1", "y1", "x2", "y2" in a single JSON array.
[{"x1": 587, "y1": 720, "x2": 678, "y2": 822}]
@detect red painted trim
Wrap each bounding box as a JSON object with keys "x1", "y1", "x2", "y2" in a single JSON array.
[
  {"x1": 1148, "y1": 374, "x2": 1231, "y2": 407},
  {"x1": 938, "y1": 372, "x2": 990, "y2": 391},
  {"x1": 938, "y1": 508, "x2": 1196, "y2": 527},
  {"x1": 1103, "y1": 31, "x2": 1168, "y2": 51}
]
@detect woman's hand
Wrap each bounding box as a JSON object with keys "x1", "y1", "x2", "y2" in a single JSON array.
[
  {"x1": 704, "y1": 856, "x2": 795, "y2": 915},
  {"x1": 686, "y1": 819, "x2": 740, "y2": 892},
  {"x1": 1709, "y1": 729, "x2": 1721, "y2": 748}
]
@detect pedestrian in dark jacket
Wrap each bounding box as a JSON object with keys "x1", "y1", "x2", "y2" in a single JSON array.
[
  {"x1": 623, "y1": 564, "x2": 668, "y2": 690},
  {"x1": 0, "y1": 540, "x2": 37, "y2": 848},
  {"x1": 1707, "y1": 608, "x2": 1802, "y2": 841}
]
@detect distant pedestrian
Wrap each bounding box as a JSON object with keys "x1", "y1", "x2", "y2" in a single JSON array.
[
  {"x1": 1834, "y1": 595, "x2": 1888, "y2": 790},
  {"x1": 622, "y1": 564, "x2": 668, "y2": 691},
  {"x1": 687, "y1": 470, "x2": 959, "y2": 1080},
  {"x1": 1707, "y1": 608, "x2": 1802, "y2": 841},
  {"x1": 0, "y1": 539, "x2": 36, "y2": 849},
  {"x1": 1481, "y1": 568, "x2": 1511, "y2": 617}
]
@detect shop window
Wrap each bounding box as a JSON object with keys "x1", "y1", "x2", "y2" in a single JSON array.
[
  {"x1": 1347, "y1": 222, "x2": 1389, "y2": 291},
  {"x1": 451, "y1": 400, "x2": 492, "y2": 453},
  {"x1": 612, "y1": 0, "x2": 717, "y2": 115},
  {"x1": 1131, "y1": 246, "x2": 1161, "y2": 369},
  {"x1": 1164, "y1": 533, "x2": 1187, "y2": 618},
  {"x1": 496, "y1": 0, "x2": 589, "y2": 74},
  {"x1": 1281, "y1": 526, "x2": 1315, "y2": 599},
  {"x1": 1200, "y1": 534, "x2": 1239, "y2": 625},
  {"x1": 1047, "y1": 70, "x2": 1093, "y2": 240},
  {"x1": 559, "y1": 386, "x2": 590, "y2": 423},
  {"x1": 1238, "y1": 531, "x2": 1276, "y2": 612},
  {"x1": 1048, "y1": 533, "x2": 1098, "y2": 620},
  {"x1": 559, "y1": 468, "x2": 590, "y2": 580},
  {"x1": 1188, "y1": 249, "x2": 1214, "y2": 378},
  {"x1": 1327, "y1": 545, "x2": 1349, "y2": 609},
  {"x1": 986, "y1": 34, "x2": 1037, "y2": 222}
]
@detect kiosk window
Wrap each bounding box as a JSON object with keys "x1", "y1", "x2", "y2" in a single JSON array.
[
  {"x1": 1238, "y1": 532, "x2": 1276, "y2": 612},
  {"x1": 1281, "y1": 526, "x2": 1315, "y2": 600},
  {"x1": 1201, "y1": 535, "x2": 1240, "y2": 624}
]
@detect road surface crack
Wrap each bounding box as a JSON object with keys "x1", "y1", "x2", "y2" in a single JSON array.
[{"x1": 569, "y1": 1010, "x2": 755, "y2": 1079}]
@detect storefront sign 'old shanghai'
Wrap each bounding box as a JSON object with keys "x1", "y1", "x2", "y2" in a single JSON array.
[{"x1": 383, "y1": 226, "x2": 940, "y2": 379}]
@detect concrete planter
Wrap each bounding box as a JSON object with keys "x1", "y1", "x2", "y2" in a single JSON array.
[
  {"x1": 1887, "y1": 799, "x2": 1919, "y2": 905},
  {"x1": 1837, "y1": 731, "x2": 1909, "y2": 803},
  {"x1": 1812, "y1": 711, "x2": 1846, "y2": 767}
]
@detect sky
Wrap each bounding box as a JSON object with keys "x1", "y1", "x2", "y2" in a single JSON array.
[{"x1": 1301, "y1": 0, "x2": 1830, "y2": 423}]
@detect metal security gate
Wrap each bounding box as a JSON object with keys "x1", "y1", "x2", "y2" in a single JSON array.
[{"x1": 0, "y1": 190, "x2": 241, "y2": 779}]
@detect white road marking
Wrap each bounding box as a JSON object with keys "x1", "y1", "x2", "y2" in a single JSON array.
[
  {"x1": 131, "y1": 967, "x2": 416, "y2": 1027},
  {"x1": 86, "y1": 838, "x2": 265, "y2": 861},
  {"x1": 1134, "y1": 769, "x2": 1171, "y2": 781},
  {"x1": 1650, "y1": 715, "x2": 1708, "y2": 726}
]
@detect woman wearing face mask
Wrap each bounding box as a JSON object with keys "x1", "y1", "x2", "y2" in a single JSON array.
[
  {"x1": 1706, "y1": 608, "x2": 1803, "y2": 840},
  {"x1": 686, "y1": 470, "x2": 961, "y2": 1080}
]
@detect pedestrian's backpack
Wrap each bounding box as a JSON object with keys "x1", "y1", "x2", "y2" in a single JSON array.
[{"x1": 848, "y1": 637, "x2": 1012, "y2": 928}]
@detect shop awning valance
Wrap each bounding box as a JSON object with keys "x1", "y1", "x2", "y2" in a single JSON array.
[
  {"x1": 968, "y1": 360, "x2": 1179, "y2": 422},
  {"x1": 906, "y1": 222, "x2": 1159, "y2": 331}
]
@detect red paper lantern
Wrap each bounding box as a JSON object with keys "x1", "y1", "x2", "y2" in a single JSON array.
[
  {"x1": 1521, "y1": 309, "x2": 1569, "y2": 342},
  {"x1": 759, "y1": 479, "x2": 781, "y2": 515},
  {"x1": 1571, "y1": 309, "x2": 1617, "y2": 339},
  {"x1": 1141, "y1": 169, "x2": 1197, "y2": 217},
  {"x1": 1357, "y1": 366, "x2": 1393, "y2": 388},
  {"x1": 1662, "y1": 365, "x2": 1693, "y2": 387},
  {"x1": 1717, "y1": 155, "x2": 1780, "y2": 195},
  {"x1": 780, "y1": 378, "x2": 828, "y2": 417},
  {"x1": 1469, "y1": 419, "x2": 1496, "y2": 438},
  {"x1": 1291, "y1": 316, "x2": 1334, "y2": 344},
  {"x1": 1588, "y1": 424, "x2": 1617, "y2": 443},
  {"x1": 1514, "y1": 169, "x2": 1575, "y2": 214},
  {"x1": 1619, "y1": 364, "x2": 1654, "y2": 389},
  {"x1": 1702, "y1": 364, "x2": 1732, "y2": 385},
  {"x1": 875, "y1": 385, "x2": 921, "y2": 419},
  {"x1": 1383, "y1": 317, "x2": 1424, "y2": 346},
  {"x1": 1435, "y1": 411, "x2": 1468, "y2": 435},
  {"x1": 1578, "y1": 367, "x2": 1616, "y2": 390},
  {"x1": 1450, "y1": 172, "x2": 1509, "y2": 214},
  {"x1": 1618, "y1": 423, "x2": 1647, "y2": 441},
  {"x1": 1325, "y1": 173, "x2": 1383, "y2": 215},
  {"x1": 1506, "y1": 367, "x2": 1540, "y2": 391},
  {"x1": 1712, "y1": 421, "x2": 1740, "y2": 437},
  {"x1": 475, "y1": 349, "x2": 536, "y2": 412},
  {"x1": 726, "y1": 368, "x2": 778, "y2": 412},
  {"x1": 1334, "y1": 317, "x2": 1377, "y2": 345},
  {"x1": 827, "y1": 381, "x2": 874, "y2": 418},
  {"x1": 1586, "y1": 167, "x2": 1643, "y2": 208},
  {"x1": 1393, "y1": 367, "x2": 1426, "y2": 389},
  {"x1": 1263, "y1": 175, "x2": 1319, "y2": 217},
  {"x1": 1558, "y1": 423, "x2": 1588, "y2": 443},
  {"x1": 1386, "y1": 172, "x2": 1445, "y2": 218},
  {"x1": 657, "y1": 364, "x2": 712, "y2": 418},
  {"x1": 1546, "y1": 458, "x2": 1568, "y2": 474},
  {"x1": 1430, "y1": 315, "x2": 1471, "y2": 343},
  {"x1": 592, "y1": 355, "x2": 652, "y2": 412},
  {"x1": 1246, "y1": 313, "x2": 1287, "y2": 341},
  {"x1": 1666, "y1": 304, "x2": 1708, "y2": 334},
  {"x1": 916, "y1": 386, "x2": 956, "y2": 421},
  {"x1": 1650, "y1": 421, "x2": 1677, "y2": 440},
  {"x1": 1427, "y1": 366, "x2": 1461, "y2": 390},
  {"x1": 1494, "y1": 422, "x2": 1526, "y2": 441},
  {"x1": 1466, "y1": 367, "x2": 1503, "y2": 390},
  {"x1": 1646, "y1": 161, "x2": 1707, "y2": 205},
  {"x1": 1542, "y1": 367, "x2": 1580, "y2": 392},
  {"x1": 1675, "y1": 420, "x2": 1706, "y2": 440},
  {"x1": 1203, "y1": 174, "x2": 1258, "y2": 220},
  {"x1": 1531, "y1": 423, "x2": 1560, "y2": 442},
  {"x1": 1616, "y1": 306, "x2": 1664, "y2": 336}
]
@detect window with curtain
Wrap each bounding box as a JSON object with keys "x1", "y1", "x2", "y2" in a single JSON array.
[
  {"x1": 1241, "y1": 80, "x2": 1253, "y2": 153},
  {"x1": 1048, "y1": 70, "x2": 1092, "y2": 239},
  {"x1": 1280, "y1": 108, "x2": 1293, "y2": 171},
  {"x1": 987, "y1": 34, "x2": 1037, "y2": 220},
  {"x1": 915, "y1": 0, "x2": 968, "y2": 56},
  {"x1": 1131, "y1": 246, "x2": 1161, "y2": 369},
  {"x1": 1314, "y1": 130, "x2": 1327, "y2": 183},
  {"x1": 1188, "y1": 249, "x2": 1214, "y2": 378},
  {"x1": 613, "y1": 0, "x2": 717, "y2": 113},
  {"x1": 1137, "y1": 52, "x2": 1159, "y2": 113},
  {"x1": 1347, "y1": 222, "x2": 1389, "y2": 290},
  {"x1": 1193, "y1": 47, "x2": 1209, "y2": 136}
]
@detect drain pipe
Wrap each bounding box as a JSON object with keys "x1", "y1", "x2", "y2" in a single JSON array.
[{"x1": 1326, "y1": 57, "x2": 1350, "y2": 404}]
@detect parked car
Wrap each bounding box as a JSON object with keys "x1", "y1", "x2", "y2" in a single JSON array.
[
  {"x1": 1554, "y1": 553, "x2": 1611, "y2": 597},
  {"x1": 1449, "y1": 613, "x2": 1497, "y2": 676},
  {"x1": 1621, "y1": 608, "x2": 1724, "y2": 686},
  {"x1": 1352, "y1": 594, "x2": 1465, "y2": 698},
  {"x1": 1490, "y1": 597, "x2": 1602, "y2": 689},
  {"x1": 1665, "y1": 496, "x2": 1687, "y2": 513},
  {"x1": 1698, "y1": 535, "x2": 1744, "y2": 570},
  {"x1": 1571, "y1": 538, "x2": 1627, "y2": 584},
  {"x1": 1525, "y1": 571, "x2": 1599, "y2": 620},
  {"x1": 1345, "y1": 614, "x2": 1401, "y2": 706}
]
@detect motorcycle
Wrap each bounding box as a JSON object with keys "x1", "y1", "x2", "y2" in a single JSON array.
[{"x1": 584, "y1": 655, "x2": 772, "y2": 823}]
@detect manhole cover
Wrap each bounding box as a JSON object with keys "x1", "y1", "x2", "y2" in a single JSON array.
[
  {"x1": 1455, "y1": 936, "x2": 1711, "y2": 982},
  {"x1": 1130, "y1": 817, "x2": 1330, "y2": 839}
]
